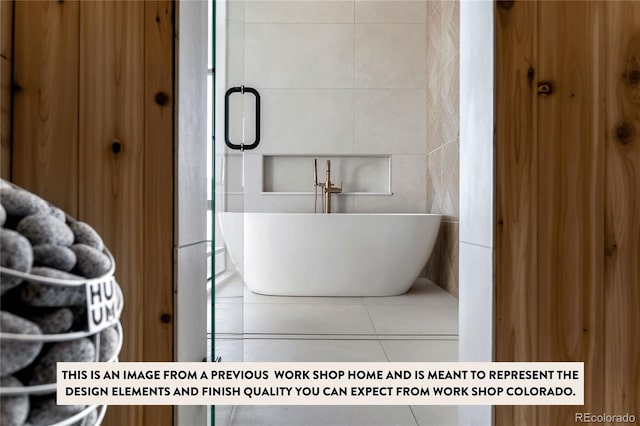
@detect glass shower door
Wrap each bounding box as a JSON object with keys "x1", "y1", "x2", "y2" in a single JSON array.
[{"x1": 209, "y1": 0, "x2": 256, "y2": 423}]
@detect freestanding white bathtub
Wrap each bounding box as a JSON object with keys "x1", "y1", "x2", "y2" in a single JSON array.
[{"x1": 218, "y1": 212, "x2": 441, "y2": 297}]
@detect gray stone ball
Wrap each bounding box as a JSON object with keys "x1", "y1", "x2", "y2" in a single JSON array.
[
  {"x1": 69, "y1": 304, "x2": 87, "y2": 330},
  {"x1": 27, "y1": 396, "x2": 86, "y2": 426},
  {"x1": 99, "y1": 326, "x2": 119, "y2": 361},
  {"x1": 20, "y1": 267, "x2": 85, "y2": 307},
  {"x1": 17, "y1": 213, "x2": 74, "y2": 247},
  {"x1": 71, "y1": 244, "x2": 111, "y2": 278},
  {"x1": 29, "y1": 338, "x2": 96, "y2": 386},
  {"x1": 49, "y1": 206, "x2": 66, "y2": 222},
  {"x1": 0, "y1": 376, "x2": 29, "y2": 426},
  {"x1": 0, "y1": 187, "x2": 50, "y2": 218},
  {"x1": 32, "y1": 244, "x2": 76, "y2": 272},
  {"x1": 0, "y1": 228, "x2": 33, "y2": 294},
  {"x1": 26, "y1": 308, "x2": 74, "y2": 334},
  {"x1": 0, "y1": 311, "x2": 43, "y2": 377},
  {"x1": 68, "y1": 220, "x2": 104, "y2": 252}
]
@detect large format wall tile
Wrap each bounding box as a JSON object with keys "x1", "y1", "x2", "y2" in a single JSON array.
[
  {"x1": 426, "y1": 0, "x2": 443, "y2": 87},
  {"x1": 426, "y1": 0, "x2": 459, "y2": 88},
  {"x1": 427, "y1": 58, "x2": 459, "y2": 153},
  {"x1": 427, "y1": 139, "x2": 459, "y2": 220},
  {"x1": 355, "y1": 89, "x2": 427, "y2": 154},
  {"x1": 227, "y1": 0, "x2": 245, "y2": 23},
  {"x1": 245, "y1": 24, "x2": 354, "y2": 89},
  {"x1": 226, "y1": 22, "x2": 245, "y2": 89},
  {"x1": 355, "y1": 24, "x2": 427, "y2": 88},
  {"x1": 353, "y1": 155, "x2": 426, "y2": 213},
  {"x1": 355, "y1": 1, "x2": 427, "y2": 24},
  {"x1": 256, "y1": 89, "x2": 354, "y2": 154},
  {"x1": 426, "y1": 147, "x2": 442, "y2": 213},
  {"x1": 441, "y1": 139, "x2": 459, "y2": 220},
  {"x1": 176, "y1": 242, "x2": 208, "y2": 361},
  {"x1": 423, "y1": 221, "x2": 459, "y2": 297},
  {"x1": 424, "y1": 0, "x2": 459, "y2": 299},
  {"x1": 459, "y1": 242, "x2": 492, "y2": 361},
  {"x1": 246, "y1": 1, "x2": 354, "y2": 23}
]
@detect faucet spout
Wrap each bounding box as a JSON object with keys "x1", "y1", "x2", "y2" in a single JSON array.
[
  {"x1": 313, "y1": 158, "x2": 342, "y2": 213},
  {"x1": 324, "y1": 160, "x2": 342, "y2": 214}
]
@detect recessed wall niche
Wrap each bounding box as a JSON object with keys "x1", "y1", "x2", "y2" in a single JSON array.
[{"x1": 262, "y1": 155, "x2": 391, "y2": 194}]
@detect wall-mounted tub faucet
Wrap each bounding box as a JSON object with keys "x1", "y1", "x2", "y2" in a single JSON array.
[{"x1": 314, "y1": 159, "x2": 342, "y2": 213}]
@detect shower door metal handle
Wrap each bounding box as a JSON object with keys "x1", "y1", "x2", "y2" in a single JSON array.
[{"x1": 224, "y1": 86, "x2": 261, "y2": 151}]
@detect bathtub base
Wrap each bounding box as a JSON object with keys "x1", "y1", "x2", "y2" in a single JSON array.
[{"x1": 219, "y1": 213, "x2": 441, "y2": 297}]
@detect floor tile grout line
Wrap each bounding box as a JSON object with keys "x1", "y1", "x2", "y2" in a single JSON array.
[
  {"x1": 212, "y1": 333, "x2": 459, "y2": 340},
  {"x1": 408, "y1": 405, "x2": 420, "y2": 426},
  {"x1": 363, "y1": 302, "x2": 380, "y2": 335},
  {"x1": 377, "y1": 339, "x2": 391, "y2": 362}
]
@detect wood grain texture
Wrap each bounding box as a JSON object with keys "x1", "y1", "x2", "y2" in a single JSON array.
[
  {"x1": 79, "y1": 2, "x2": 145, "y2": 425},
  {"x1": 495, "y1": 0, "x2": 538, "y2": 424},
  {"x1": 142, "y1": 1, "x2": 174, "y2": 424},
  {"x1": 12, "y1": 0, "x2": 79, "y2": 215},
  {"x1": 1, "y1": 0, "x2": 12, "y2": 180},
  {"x1": 9, "y1": 2, "x2": 175, "y2": 425},
  {"x1": 536, "y1": 2, "x2": 605, "y2": 424},
  {"x1": 604, "y1": 2, "x2": 640, "y2": 417}
]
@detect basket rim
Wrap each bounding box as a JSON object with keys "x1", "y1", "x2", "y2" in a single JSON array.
[
  {"x1": 0, "y1": 283, "x2": 124, "y2": 342},
  {"x1": 50, "y1": 404, "x2": 108, "y2": 426}
]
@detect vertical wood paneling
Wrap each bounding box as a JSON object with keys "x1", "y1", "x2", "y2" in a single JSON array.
[
  {"x1": 79, "y1": 2, "x2": 145, "y2": 425},
  {"x1": 12, "y1": 1, "x2": 79, "y2": 215},
  {"x1": 604, "y1": 2, "x2": 640, "y2": 417},
  {"x1": 1, "y1": 0, "x2": 12, "y2": 180},
  {"x1": 10, "y1": 2, "x2": 174, "y2": 426},
  {"x1": 143, "y1": 1, "x2": 174, "y2": 424},
  {"x1": 495, "y1": 1, "x2": 538, "y2": 424},
  {"x1": 492, "y1": 2, "x2": 640, "y2": 425},
  {"x1": 536, "y1": 2, "x2": 605, "y2": 424}
]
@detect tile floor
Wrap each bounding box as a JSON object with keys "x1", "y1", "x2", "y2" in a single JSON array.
[{"x1": 211, "y1": 276, "x2": 458, "y2": 426}]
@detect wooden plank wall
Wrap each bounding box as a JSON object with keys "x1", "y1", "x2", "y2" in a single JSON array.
[
  {"x1": 535, "y1": 2, "x2": 605, "y2": 424},
  {"x1": 12, "y1": 0, "x2": 79, "y2": 216},
  {"x1": 10, "y1": 2, "x2": 174, "y2": 425},
  {"x1": 496, "y1": 1, "x2": 639, "y2": 425},
  {"x1": 0, "y1": 0, "x2": 12, "y2": 180},
  {"x1": 603, "y1": 1, "x2": 640, "y2": 417},
  {"x1": 494, "y1": 1, "x2": 538, "y2": 424}
]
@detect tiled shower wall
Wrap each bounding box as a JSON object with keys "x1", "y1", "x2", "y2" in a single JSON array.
[
  {"x1": 422, "y1": 1, "x2": 460, "y2": 297},
  {"x1": 225, "y1": 0, "x2": 429, "y2": 214},
  {"x1": 225, "y1": 0, "x2": 459, "y2": 296}
]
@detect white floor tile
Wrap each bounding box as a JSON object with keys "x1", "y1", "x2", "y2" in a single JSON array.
[
  {"x1": 230, "y1": 405, "x2": 418, "y2": 426},
  {"x1": 381, "y1": 340, "x2": 458, "y2": 362},
  {"x1": 244, "y1": 304, "x2": 376, "y2": 335},
  {"x1": 214, "y1": 405, "x2": 233, "y2": 426},
  {"x1": 215, "y1": 303, "x2": 243, "y2": 334},
  {"x1": 366, "y1": 304, "x2": 458, "y2": 335},
  {"x1": 411, "y1": 405, "x2": 458, "y2": 426},
  {"x1": 243, "y1": 339, "x2": 387, "y2": 362},
  {"x1": 363, "y1": 279, "x2": 457, "y2": 306},
  {"x1": 214, "y1": 338, "x2": 244, "y2": 363}
]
